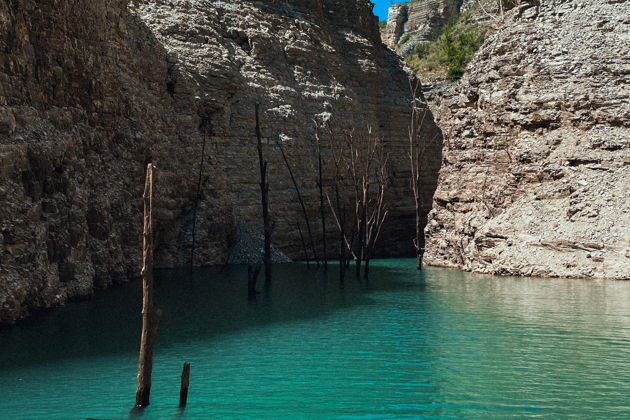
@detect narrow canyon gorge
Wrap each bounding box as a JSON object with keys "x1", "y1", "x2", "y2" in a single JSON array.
[{"x1": 1, "y1": 0, "x2": 628, "y2": 324}]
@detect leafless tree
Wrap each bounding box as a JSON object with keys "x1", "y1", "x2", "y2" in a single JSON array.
[
  {"x1": 325, "y1": 125, "x2": 391, "y2": 279},
  {"x1": 408, "y1": 80, "x2": 434, "y2": 270},
  {"x1": 296, "y1": 221, "x2": 311, "y2": 266},
  {"x1": 276, "y1": 137, "x2": 319, "y2": 265},
  {"x1": 344, "y1": 128, "x2": 390, "y2": 278},
  {"x1": 313, "y1": 121, "x2": 328, "y2": 268},
  {"x1": 190, "y1": 118, "x2": 209, "y2": 270},
  {"x1": 255, "y1": 104, "x2": 272, "y2": 282},
  {"x1": 325, "y1": 128, "x2": 349, "y2": 281}
]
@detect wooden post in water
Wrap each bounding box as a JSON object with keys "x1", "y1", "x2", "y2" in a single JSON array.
[
  {"x1": 179, "y1": 362, "x2": 191, "y2": 408},
  {"x1": 135, "y1": 163, "x2": 161, "y2": 408}
]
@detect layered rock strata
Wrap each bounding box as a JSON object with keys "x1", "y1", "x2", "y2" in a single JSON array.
[
  {"x1": 383, "y1": 0, "x2": 464, "y2": 55},
  {"x1": 425, "y1": 0, "x2": 630, "y2": 279},
  {"x1": 381, "y1": 0, "x2": 517, "y2": 56},
  {"x1": 0, "y1": 0, "x2": 443, "y2": 322}
]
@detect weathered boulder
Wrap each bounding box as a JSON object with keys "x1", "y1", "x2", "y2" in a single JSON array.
[{"x1": 424, "y1": 0, "x2": 630, "y2": 279}]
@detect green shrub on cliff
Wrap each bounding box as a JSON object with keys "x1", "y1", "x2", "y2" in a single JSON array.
[
  {"x1": 378, "y1": 20, "x2": 387, "y2": 29},
  {"x1": 406, "y1": 18, "x2": 486, "y2": 81}
]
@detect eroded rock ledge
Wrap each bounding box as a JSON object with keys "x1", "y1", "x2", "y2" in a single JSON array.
[
  {"x1": 424, "y1": 0, "x2": 629, "y2": 279},
  {"x1": 0, "y1": 0, "x2": 443, "y2": 323}
]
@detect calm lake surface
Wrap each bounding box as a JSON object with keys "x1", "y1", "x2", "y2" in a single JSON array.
[{"x1": 1, "y1": 259, "x2": 629, "y2": 419}]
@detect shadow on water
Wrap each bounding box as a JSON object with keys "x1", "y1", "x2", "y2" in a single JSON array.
[{"x1": 0, "y1": 260, "x2": 425, "y2": 371}]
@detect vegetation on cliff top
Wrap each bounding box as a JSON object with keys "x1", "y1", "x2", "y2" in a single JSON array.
[{"x1": 405, "y1": 15, "x2": 486, "y2": 81}]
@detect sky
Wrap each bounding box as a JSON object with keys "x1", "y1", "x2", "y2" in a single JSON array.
[{"x1": 372, "y1": 0, "x2": 407, "y2": 21}]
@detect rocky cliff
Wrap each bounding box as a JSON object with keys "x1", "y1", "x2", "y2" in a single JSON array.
[
  {"x1": 0, "y1": 0, "x2": 443, "y2": 323},
  {"x1": 382, "y1": 0, "x2": 464, "y2": 55},
  {"x1": 381, "y1": 0, "x2": 515, "y2": 57},
  {"x1": 424, "y1": 0, "x2": 630, "y2": 279}
]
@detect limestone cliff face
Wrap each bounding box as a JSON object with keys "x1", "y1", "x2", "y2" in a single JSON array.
[
  {"x1": 424, "y1": 0, "x2": 630, "y2": 279},
  {"x1": 381, "y1": 0, "x2": 515, "y2": 56},
  {"x1": 382, "y1": 0, "x2": 464, "y2": 55},
  {"x1": 0, "y1": 0, "x2": 442, "y2": 322}
]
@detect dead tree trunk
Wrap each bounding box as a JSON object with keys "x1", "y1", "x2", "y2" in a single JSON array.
[
  {"x1": 408, "y1": 81, "x2": 431, "y2": 271},
  {"x1": 335, "y1": 185, "x2": 346, "y2": 281},
  {"x1": 325, "y1": 131, "x2": 349, "y2": 282},
  {"x1": 415, "y1": 198, "x2": 424, "y2": 270},
  {"x1": 337, "y1": 128, "x2": 390, "y2": 279},
  {"x1": 363, "y1": 147, "x2": 389, "y2": 279},
  {"x1": 297, "y1": 222, "x2": 310, "y2": 266},
  {"x1": 314, "y1": 122, "x2": 328, "y2": 268},
  {"x1": 135, "y1": 163, "x2": 161, "y2": 409},
  {"x1": 355, "y1": 204, "x2": 366, "y2": 277},
  {"x1": 277, "y1": 140, "x2": 318, "y2": 265},
  {"x1": 248, "y1": 264, "x2": 262, "y2": 298},
  {"x1": 255, "y1": 104, "x2": 272, "y2": 282},
  {"x1": 190, "y1": 120, "x2": 208, "y2": 270},
  {"x1": 179, "y1": 362, "x2": 191, "y2": 408},
  {"x1": 346, "y1": 217, "x2": 356, "y2": 269}
]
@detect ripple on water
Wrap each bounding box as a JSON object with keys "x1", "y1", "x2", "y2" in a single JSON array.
[{"x1": 0, "y1": 260, "x2": 629, "y2": 419}]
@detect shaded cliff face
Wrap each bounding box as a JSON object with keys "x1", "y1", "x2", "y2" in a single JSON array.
[
  {"x1": 0, "y1": 0, "x2": 235, "y2": 323},
  {"x1": 425, "y1": 0, "x2": 629, "y2": 279},
  {"x1": 0, "y1": 0, "x2": 443, "y2": 322}
]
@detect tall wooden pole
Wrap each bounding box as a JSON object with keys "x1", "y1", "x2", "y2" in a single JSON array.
[{"x1": 135, "y1": 163, "x2": 161, "y2": 408}]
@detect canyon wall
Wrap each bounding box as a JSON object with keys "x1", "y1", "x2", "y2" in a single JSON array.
[
  {"x1": 424, "y1": 0, "x2": 629, "y2": 279},
  {"x1": 0, "y1": 0, "x2": 443, "y2": 323},
  {"x1": 382, "y1": 0, "x2": 464, "y2": 55},
  {"x1": 381, "y1": 0, "x2": 516, "y2": 56}
]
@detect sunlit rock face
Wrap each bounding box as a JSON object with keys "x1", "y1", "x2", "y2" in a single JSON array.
[
  {"x1": 381, "y1": 0, "x2": 518, "y2": 56},
  {"x1": 424, "y1": 0, "x2": 630, "y2": 279},
  {"x1": 382, "y1": 0, "x2": 464, "y2": 55},
  {"x1": 0, "y1": 0, "x2": 443, "y2": 322}
]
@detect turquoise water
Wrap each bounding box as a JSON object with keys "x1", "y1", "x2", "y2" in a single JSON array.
[{"x1": 1, "y1": 259, "x2": 629, "y2": 419}]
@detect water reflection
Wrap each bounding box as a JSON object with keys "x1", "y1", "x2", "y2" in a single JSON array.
[
  {"x1": 0, "y1": 262, "x2": 418, "y2": 370},
  {"x1": 0, "y1": 260, "x2": 628, "y2": 419}
]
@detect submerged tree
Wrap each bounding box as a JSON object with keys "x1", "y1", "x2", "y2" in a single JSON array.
[
  {"x1": 276, "y1": 136, "x2": 319, "y2": 266},
  {"x1": 190, "y1": 118, "x2": 210, "y2": 270},
  {"x1": 408, "y1": 80, "x2": 440, "y2": 270},
  {"x1": 255, "y1": 104, "x2": 272, "y2": 282},
  {"x1": 345, "y1": 128, "x2": 391, "y2": 279},
  {"x1": 326, "y1": 125, "x2": 392, "y2": 279},
  {"x1": 313, "y1": 121, "x2": 328, "y2": 268},
  {"x1": 248, "y1": 264, "x2": 262, "y2": 298},
  {"x1": 325, "y1": 129, "x2": 349, "y2": 281}
]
